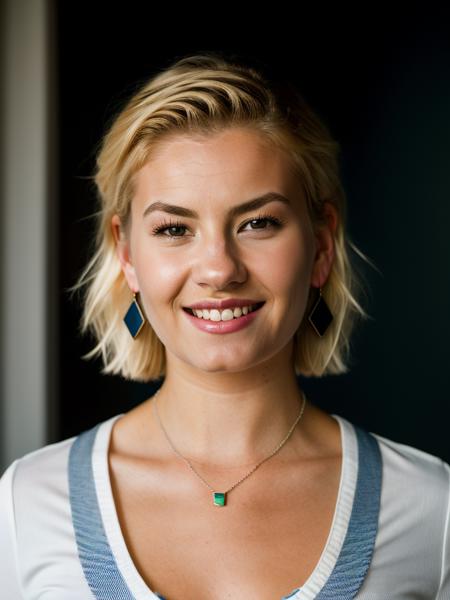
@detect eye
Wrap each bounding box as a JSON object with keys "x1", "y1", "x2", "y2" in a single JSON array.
[
  {"x1": 241, "y1": 213, "x2": 284, "y2": 232},
  {"x1": 151, "y1": 219, "x2": 187, "y2": 237},
  {"x1": 151, "y1": 212, "x2": 284, "y2": 239}
]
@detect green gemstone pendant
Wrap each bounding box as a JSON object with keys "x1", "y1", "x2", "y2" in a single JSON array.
[{"x1": 213, "y1": 492, "x2": 226, "y2": 506}]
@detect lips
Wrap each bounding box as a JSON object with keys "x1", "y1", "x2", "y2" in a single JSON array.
[
  {"x1": 182, "y1": 300, "x2": 264, "y2": 333},
  {"x1": 183, "y1": 301, "x2": 265, "y2": 317}
]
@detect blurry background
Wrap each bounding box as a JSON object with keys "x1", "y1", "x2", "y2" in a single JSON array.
[{"x1": 1, "y1": 0, "x2": 449, "y2": 473}]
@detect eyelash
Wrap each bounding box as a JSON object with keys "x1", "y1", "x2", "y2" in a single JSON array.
[{"x1": 151, "y1": 212, "x2": 284, "y2": 238}]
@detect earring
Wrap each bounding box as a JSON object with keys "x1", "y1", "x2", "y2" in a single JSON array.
[
  {"x1": 124, "y1": 292, "x2": 146, "y2": 339},
  {"x1": 307, "y1": 286, "x2": 333, "y2": 337}
]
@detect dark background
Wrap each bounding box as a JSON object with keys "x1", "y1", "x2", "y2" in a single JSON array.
[{"x1": 54, "y1": 2, "x2": 450, "y2": 462}]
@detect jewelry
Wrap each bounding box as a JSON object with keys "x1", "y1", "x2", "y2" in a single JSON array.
[
  {"x1": 152, "y1": 388, "x2": 307, "y2": 507},
  {"x1": 123, "y1": 292, "x2": 146, "y2": 338},
  {"x1": 307, "y1": 286, "x2": 333, "y2": 337},
  {"x1": 124, "y1": 287, "x2": 333, "y2": 340}
]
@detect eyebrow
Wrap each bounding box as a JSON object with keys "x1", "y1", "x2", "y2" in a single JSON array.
[{"x1": 142, "y1": 192, "x2": 291, "y2": 220}]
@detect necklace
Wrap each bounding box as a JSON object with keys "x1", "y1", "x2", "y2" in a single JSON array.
[{"x1": 152, "y1": 388, "x2": 307, "y2": 507}]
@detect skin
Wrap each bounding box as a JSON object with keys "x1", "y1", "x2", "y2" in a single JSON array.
[
  {"x1": 111, "y1": 126, "x2": 339, "y2": 467},
  {"x1": 109, "y1": 126, "x2": 342, "y2": 597}
]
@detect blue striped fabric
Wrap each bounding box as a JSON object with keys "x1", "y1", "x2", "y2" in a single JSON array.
[
  {"x1": 68, "y1": 423, "x2": 136, "y2": 599},
  {"x1": 68, "y1": 419, "x2": 382, "y2": 599},
  {"x1": 315, "y1": 424, "x2": 382, "y2": 599}
]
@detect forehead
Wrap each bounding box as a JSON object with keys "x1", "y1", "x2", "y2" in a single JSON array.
[{"x1": 133, "y1": 127, "x2": 301, "y2": 205}]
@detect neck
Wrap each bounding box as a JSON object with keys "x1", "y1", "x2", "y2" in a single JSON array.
[{"x1": 151, "y1": 351, "x2": 308, "y2": 469}]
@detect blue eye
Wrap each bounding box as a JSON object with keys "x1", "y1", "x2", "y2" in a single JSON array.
[{"x1": 151, "y1": 213, "x2": 284, "y2": 238}]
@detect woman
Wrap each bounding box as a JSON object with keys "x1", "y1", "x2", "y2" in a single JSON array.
[{"x1": 1, "y1": 51, "x2": 449, "y2": 599}]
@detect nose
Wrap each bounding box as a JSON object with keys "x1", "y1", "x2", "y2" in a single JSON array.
[{"x1": 192, "y1": 234, "x2": 247, "y2": 291}]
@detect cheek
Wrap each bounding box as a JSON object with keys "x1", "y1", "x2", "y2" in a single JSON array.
[
  {"x1": 132, "y1": 244, "x2": 183, "y2": 311},
  {"x1": 263, "y1": 228, "x2": 314, "y2": 295},
  {"x1": 269, "y1": 230, "x2": 315, "y2": 334}
]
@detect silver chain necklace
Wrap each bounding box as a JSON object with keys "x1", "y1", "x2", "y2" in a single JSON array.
[{"x1": 152, "y1": 388, "x2": 307, "y2": 507}]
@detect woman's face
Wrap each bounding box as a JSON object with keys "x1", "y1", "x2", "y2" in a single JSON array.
[{"x1": 112, "y1": 126, "x2": 334, "y2": 374}]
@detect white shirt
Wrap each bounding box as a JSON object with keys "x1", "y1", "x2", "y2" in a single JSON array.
[{"x1": 0, "y1": 412, "x2": 449, "y2": 599}]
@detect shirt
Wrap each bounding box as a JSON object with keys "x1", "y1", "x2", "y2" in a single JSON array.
[{"x1": 1, "y1": 412, "x2": 449, "y2": 599}]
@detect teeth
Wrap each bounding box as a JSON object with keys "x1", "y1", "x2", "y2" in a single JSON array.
[{"x1": 191, "y1": 305, "x2": 256, "y2": 321}]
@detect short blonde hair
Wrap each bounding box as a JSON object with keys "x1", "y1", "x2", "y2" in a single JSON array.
[{"x1": 68, "y1": 51, "x2": 377, "y2": 383}]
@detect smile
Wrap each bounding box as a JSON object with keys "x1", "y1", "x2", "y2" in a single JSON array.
[
  {"x1": 182, "y1": 302, "x2": 265, "y2": 334},
  {"x1": 183, "y1": 302, "x2": 264, "y2": 321}
]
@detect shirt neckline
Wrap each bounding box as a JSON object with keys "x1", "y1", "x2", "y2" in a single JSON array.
[{"x1": 69, "y1": 411, "x2": 381, "y2": 600}]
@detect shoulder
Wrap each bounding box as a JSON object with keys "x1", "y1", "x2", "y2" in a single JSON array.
[
  {"x1": 370, "y1": 427, "x2": 450, "y2": 493},
  {"x1": 0, "y1": 434, "x2": 79, "y2": 571},
  {"x1": 0, "y1": 435, "x2": 72, "y2": 495},
  {"x1": 366, "y1": 425, "x2": 450, "y2": 548},
  {"x1": 0, "y1": 418, "x2": 117, "y2": 598},
  {"x1": 0, "y1": 415, "x2": 118, "y2": 502},
  {"x1": 0, "y1": 435, "x2": 78, "y2": 532},
  {"x1": 335, "y1": 413, "x2": 450, "y2": 493},
  {"x1": 0, "y1": 415, "x2": 121, "y2": 558},
  {"x1": 356, "y1": 425, "x2": 450, "y2": 593},
  {"x1": 336, "y1": 414, "x2": 450, "y2": 533}
]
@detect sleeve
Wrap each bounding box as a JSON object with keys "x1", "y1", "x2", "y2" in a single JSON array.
[
  {"x1": 0, "y1": 460, "x2": 25, "y2": 598},
  {"x1": 437, "y1": 460, "x2": 450, "y2": 599}
]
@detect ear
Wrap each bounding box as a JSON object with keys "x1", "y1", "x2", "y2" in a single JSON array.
[
  {"x1": 111, "y1": 214, "x2": 139, "y2": 293},
  {"x1": 310, "y1": 201, "x2": 339, "y2": 288}
]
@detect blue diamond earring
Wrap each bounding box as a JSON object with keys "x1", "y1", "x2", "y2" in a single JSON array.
[
  {"x1": 123, "y1": 292, "x2": 146, "y2": 339},
  {"x1": 307, "y1": 286, "x2": 333, "y2": 337}
]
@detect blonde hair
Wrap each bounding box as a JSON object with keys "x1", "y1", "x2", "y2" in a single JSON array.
[{"x1": 68, "y1": 50, "x2": 378, "y2": 383}]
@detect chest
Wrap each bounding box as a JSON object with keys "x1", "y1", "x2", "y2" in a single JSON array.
[{"x1": 108, "y1": 454, "x2": 342, "y2": 600}]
